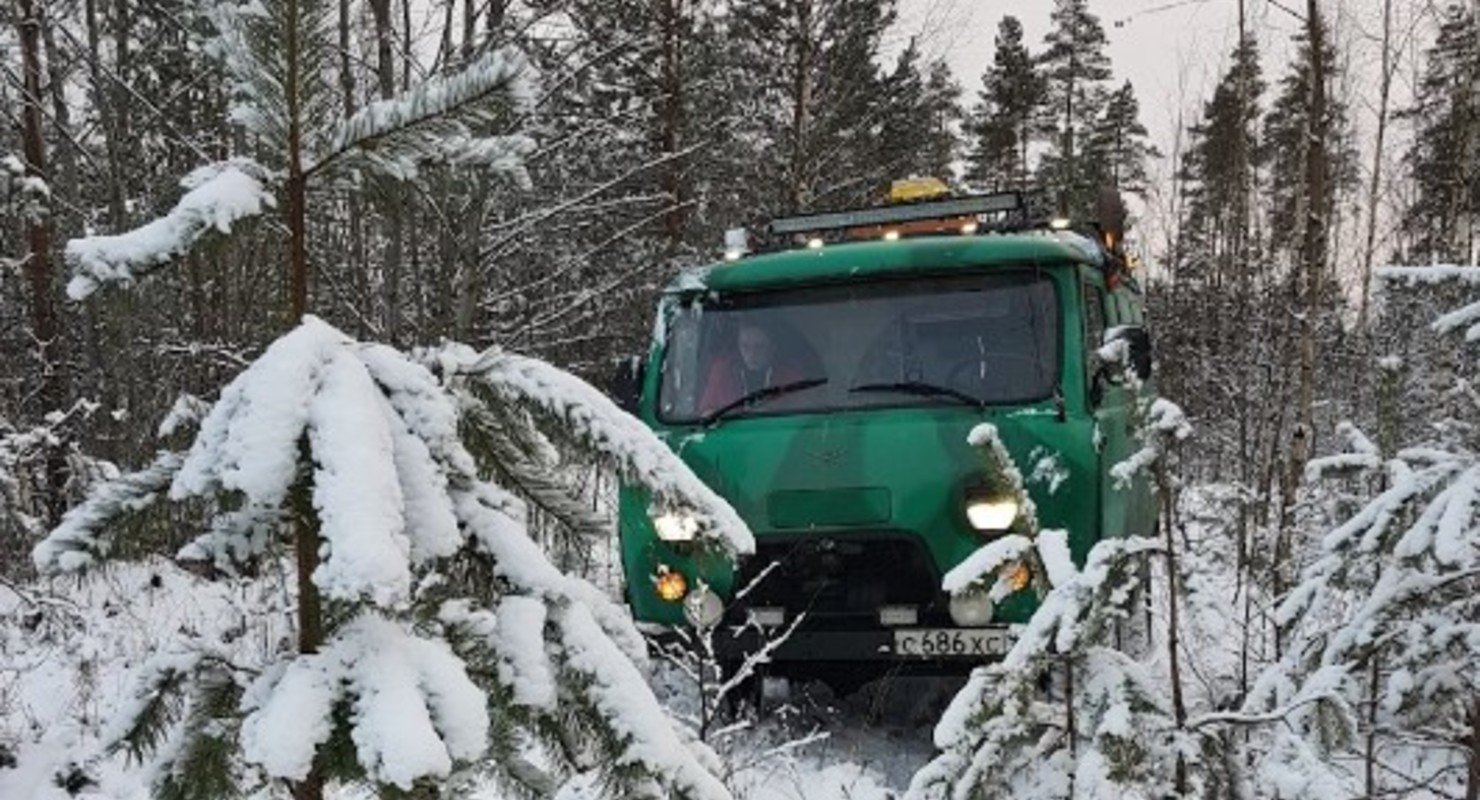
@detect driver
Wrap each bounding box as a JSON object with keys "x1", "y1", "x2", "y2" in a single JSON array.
[{"x1": 698, "y1": 322, "x2": 808, "y2": 414}]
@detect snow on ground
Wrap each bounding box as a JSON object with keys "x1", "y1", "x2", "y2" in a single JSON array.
[
  {"x1": 1, "y1": 560, "x2": 939, "y2": 799},
  {"x1": 1, "y1": 560, "x2": 288, "y2": 800}
]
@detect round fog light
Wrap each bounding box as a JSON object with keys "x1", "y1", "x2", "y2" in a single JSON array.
[
  {"x1": 684, "y1": 587, "x2": 724, "y2": 628},
  {"x1": 949, "y1": 591, "x2": 994, "y2": 627}
]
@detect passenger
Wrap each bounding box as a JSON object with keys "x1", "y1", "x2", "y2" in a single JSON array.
[{"x1": 698, "y1": 322, "x2": 809, "y2": 414}]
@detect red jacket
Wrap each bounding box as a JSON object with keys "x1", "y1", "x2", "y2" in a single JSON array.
[{"x1": 698, "y1": 358, "x2": 807, "y2": 415}]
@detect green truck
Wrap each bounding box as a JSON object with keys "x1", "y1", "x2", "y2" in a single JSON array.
[{"x1": 613, "y1": 189, "x2": 1156, "y2": 684}]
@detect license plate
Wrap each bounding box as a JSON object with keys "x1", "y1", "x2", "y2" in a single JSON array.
[{"x1": 893, "y1": 628, "x2": 1013, "y2": 658}]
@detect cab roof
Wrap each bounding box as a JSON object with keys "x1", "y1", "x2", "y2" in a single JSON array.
[{"x1": 667, "y1": 232, "x2": 1106, "y2": 295}]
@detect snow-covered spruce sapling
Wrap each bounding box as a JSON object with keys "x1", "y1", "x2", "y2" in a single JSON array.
[
  {"x1": 1105, "y1": 369, "x2": 1195, "y2": 792},
  {"x1": 33, "y1": 317, "x2": 753, "y2": 800},
  {"x1": 0, "y1": 400, "x2": 117, "y2": 557},
  {"x1": 63, "y1": 0, "x2": 534, "y2": 305},
  {"x1": 908, "y1": 530, "x2": 1172, "y2": 800},
  {"x1": 1252, "y1": 270, "x2": 1480, "y2": 800}
]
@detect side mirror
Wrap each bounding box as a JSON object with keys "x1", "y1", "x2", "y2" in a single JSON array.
[
  {"x1": 609, "y1": 355, "x2": 646, "y2": 415},
  {"x1": 1103, "y1": 326, "x2": 1152, "y2": 382}
]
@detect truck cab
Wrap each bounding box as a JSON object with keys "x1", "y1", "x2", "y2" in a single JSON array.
[{"x1": 615, "y1": 191, "x2": 1156, "y2": 679}]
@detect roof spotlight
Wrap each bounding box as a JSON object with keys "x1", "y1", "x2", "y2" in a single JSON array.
[
  {"x1": 960, "y1": 221, "x2": 980, "y2": 235},
  {"x1": 1049, "y1": 217, "x2": 1072, "y2": 231}
]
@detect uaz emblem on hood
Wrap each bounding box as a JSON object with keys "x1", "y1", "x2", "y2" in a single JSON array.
[{"x1": 810, "y1": 447, "x2": 846, "y2": 467}]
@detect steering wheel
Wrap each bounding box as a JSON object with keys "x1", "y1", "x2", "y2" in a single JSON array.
[{"x1": 945, "y1": 353, "x2": 1042, "y2": 389}]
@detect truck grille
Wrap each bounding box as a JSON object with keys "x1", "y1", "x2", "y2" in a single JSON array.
[{"x1": 730, "y1": 533, "x2": 943, "y2": 624}]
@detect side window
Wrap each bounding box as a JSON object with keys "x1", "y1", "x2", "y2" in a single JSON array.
[
  {"x1": 1107, "y1": 290, "x2": 1129, "y2": 326},
  {"x1": 1083, "y1": 282, "x2": 1106, "y2": 361}
]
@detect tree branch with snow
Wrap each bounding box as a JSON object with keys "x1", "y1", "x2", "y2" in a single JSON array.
[
  {"x1": 31, "y1": 318, "x2": 739, "y2": 799},
  {"x1": 64, "y1": 160, "x2": 275, "y2": 300}
]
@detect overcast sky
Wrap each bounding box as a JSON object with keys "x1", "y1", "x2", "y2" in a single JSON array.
[
  {"x1": 895, "y1": 0, "x2": 1304, "y2": 120},
  {"x1": 890, "y1": 0, "x2": 1423, "y2": 267}
]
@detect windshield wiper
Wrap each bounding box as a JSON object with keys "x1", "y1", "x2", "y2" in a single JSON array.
[
  {"x1": 848, "y1": 381, "x2": 984, "y2": 408},
  {"x1": 700, "y1": 378, "x2": 829, "y2": 426}
]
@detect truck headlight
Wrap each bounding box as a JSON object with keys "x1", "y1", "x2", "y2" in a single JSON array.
[
  {"x1": 965, "y1": 496, "x2": 1018, "y2": 532},
  {"x1": 652, "y1": 512, "x2": 699, "y2": 542}
]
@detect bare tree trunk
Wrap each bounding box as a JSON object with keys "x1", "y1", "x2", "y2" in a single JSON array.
[
  {"x1": 1276, "y1": 0, "x2": 1330, "y2": 621},
  {"x1": 339, "y1": 0, "x2": 355, "y2": 115},
  {"x1": 1158, "y1": 459, "x2": 1189, "y2": 794},
  {"x1": 1356, "y1": 0, "x2": 1394, "y2": 334},
  {"x1": 462, "y1": 0, "x2": 476, "y2": 63},
  {"x1": 368, "y1": 0, "x2": 405, "y2": 343},
  {"x1": 16, "y1": 0, "x2": 67, "y2": 527},
  {"x1": 1363, "y1": 653, "x2": 1381, "y2": 799},
  {"x1": 789, "y1": 1, "x2": 813, "y2": 212},
  {"x1": 659, "y1": 0, "x2": 686, "y2": 246},
  {"x1": 284, "y1": 1, "x2": 323, "y2": 795},
  {"x1": 1467, "y1": 694, "x2": 1479, "y2": 800}
]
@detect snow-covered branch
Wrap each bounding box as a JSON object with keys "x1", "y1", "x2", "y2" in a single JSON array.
[
  {"x1": 457, "y1": 347, "x2": 755, "y2": 556},
  {"x1": 65, "y1": 160, "x2": 275, "y2": 300},
  {"x1": 32, "y1": 450, "x2": 183, "y2": 573},
  {"x1": 308, "y1": 49, "x2": 534, "y2": 182}
]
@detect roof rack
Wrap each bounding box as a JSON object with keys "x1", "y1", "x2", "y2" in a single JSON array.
[
  {"x1": 725, "y1": 187, "x2": 1136, "y2": 281},
  {"x1": 764, "y1": 190, "x2": 1041, "y2": 238}
]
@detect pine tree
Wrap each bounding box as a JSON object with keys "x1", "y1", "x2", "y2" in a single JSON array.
[
  {"x1": 33, "y1": 316, "x2": 753, "y2": 799},
  {"x1": 875, "y1": 40, "x2": 961, "y2": 184},
  {"x1": 1082, "y1": 81, "x2": 1159, "y2": 199},
  {"x1": 905, "y1": 418, "x2": 1191, "y2": 799},
  {"x1": 963, "y1": 16, "x2": 1043, "y2": 191},
  {"x1": 876, "y1": 40, "x2": 929, "y2": 182},
  {"x1": 1178, "y1": 36, "x2": 1265, "y2": 284},
  {"x1": 1261, "y1": 17, "x2": 1357, "y2": 266},
  {"x1": 906, "y1": 529, "x2": 1174, "y2": 800},
  {"x1": 1401, "y1": 2, "x2": 1480, "y2": 263},
  {"x1": 1036, "y1": 0, "x2": 1114, "y2": 218},
  {"x1": 38, "y1": 2, "x2": 757, "y2": 796},
  {"x1": 727, "y1": 0, "x2": 897, "y2": 213},
  {"x1": 63, "y1": 0, "x2": 534, "y2": 306}
]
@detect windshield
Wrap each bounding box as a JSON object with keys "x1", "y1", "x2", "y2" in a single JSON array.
[{"x1": 658, "y1": 271, "x2": 1060, "y2": 423}]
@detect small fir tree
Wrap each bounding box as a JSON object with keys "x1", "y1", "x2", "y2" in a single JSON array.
[
  {"x1": 1257, "y1": 267, "x2": 1480, "y2": 800},
  {"x1": 34, "y1": 316, "x2": 754, "y2": 799},
  {"x1": 906, "y1": 422, "x2": 1177, "y2": 800}
]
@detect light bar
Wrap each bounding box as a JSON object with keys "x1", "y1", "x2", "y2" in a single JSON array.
[{"x1": 766, "y1": 192, "x2": 1028, "y2": 237}]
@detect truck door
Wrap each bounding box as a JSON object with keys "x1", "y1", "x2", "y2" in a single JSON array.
[{"x1": 1084, "y1": 275, "x2": 1137, "y2": 542}]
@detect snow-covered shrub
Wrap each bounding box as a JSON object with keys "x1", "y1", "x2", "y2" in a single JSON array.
[
  {"x1": 1248, "y1": 268, "x2": 1480, "y2": 799},
  {"x1": 0, "y1": 402, "x2": 117, "y2": 577},
  {"x1": 32, "y1": 316, "x2": 751, "y2": 799},
  {"x1": 646, "y1": 558, "x2": 810, "y2": 753},
  {"x1": 907, "y1": 531, "x2": 1170, "y2": 800}
]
